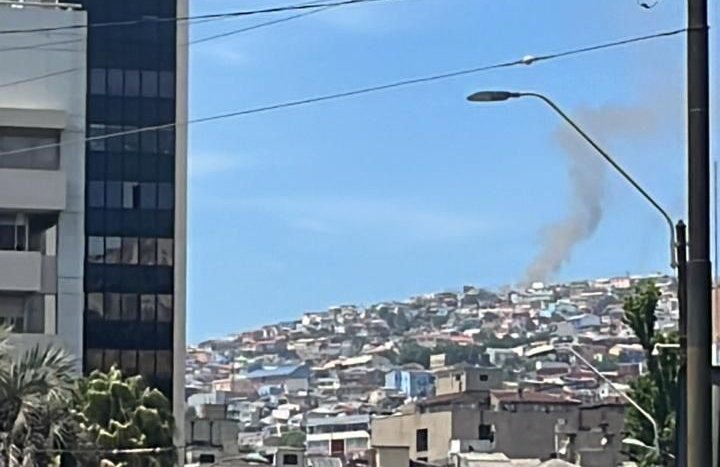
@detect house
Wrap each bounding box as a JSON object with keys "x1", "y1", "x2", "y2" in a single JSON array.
[
  {"x1": 566, "y1": 313, "x2": 601, "y2": 331},
  {"x1": 385, "y1": 369, "x2": 435, "y2": 398},
  {"x1": 371, "y1": 365, "x2": 624, "y2": 465},
  {"x1": 247, "y1": 364, "x2": 311, "y2": 392},
  {"x1": 305, "y1": 414, "x2": 372, "y2": 458}
]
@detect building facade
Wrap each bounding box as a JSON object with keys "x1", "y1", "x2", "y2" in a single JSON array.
[
  {"x1": 78, "y1": 0, "x2": 187, "y2": 426},
  {"x1": 0, "y1": 2, "x2": 87, "y2": 359},
  {"x1": 385, "y1": 369, "x2": 434, "y2": 399}
]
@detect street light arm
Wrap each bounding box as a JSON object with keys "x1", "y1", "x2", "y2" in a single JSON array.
[
  {"x1": 518, "y1": 92, "x2": 677, "y2": 268},
  {"x1": 560, "y1": 346, "x2": 662, "y2": 457}
]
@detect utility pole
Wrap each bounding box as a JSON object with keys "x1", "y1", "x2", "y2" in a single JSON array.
[
  {"x1": 686, "y1": 0, "x2": 712, "y2": 466},
  {"x1": 676, "y1": 221, "x2": 688, "y2": 467}
]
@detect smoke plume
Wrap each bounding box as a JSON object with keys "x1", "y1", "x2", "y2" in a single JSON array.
[{"x1": 524, "y1": 103, "x2": 660, "y2": 284}]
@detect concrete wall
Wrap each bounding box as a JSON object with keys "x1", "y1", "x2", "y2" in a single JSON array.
[
  {"x1": 436, "y1": 367, "x2": 504, "y2": 395},
  {"x1": 481, "y1": 409, "x2": 575, "y2": 459},
  {"x1": 374, "y1": 446, "x2": 410, "y2": 467},
  {"x1": 0, "y1": 169, "x2": 66, "y2": 211},
  {"x1": 372, "y1": 410, "x2": 454, "y2": 463},
  {"x1": 174, "y1": 0, "x2": 190, "y2": 451},
  {"x1": 0, "y1": 3, "x2": 87, "y2": 363}
]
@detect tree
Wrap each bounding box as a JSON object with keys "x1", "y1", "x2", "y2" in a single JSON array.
[
  {"x1": 280, "y1": 430, "x2": 305, "y2": 448},
  {"x1": 397, "y1": 342, "x2": 432, "y2": 368},
  {"x1": 73, "y1": 366, "x2": 175, "y2": 467},
  {"x1": 622, "y1": 282, "x2": 679, "y2": 466},
  {"x1": 0, "y1": 327, "x2": 79, "y2": 467}
]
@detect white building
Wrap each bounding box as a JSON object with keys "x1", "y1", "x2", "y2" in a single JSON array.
[
  {"x1": 305, "y1": 414, "x2": 371, "y2": 457},
  {"x1": 0, "y1": 1, "x2": 87, "y2": 361}
]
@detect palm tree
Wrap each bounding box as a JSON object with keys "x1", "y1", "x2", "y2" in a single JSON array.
[{"x1": 0, "y1": 326, "x2": 79, "y2": 467}]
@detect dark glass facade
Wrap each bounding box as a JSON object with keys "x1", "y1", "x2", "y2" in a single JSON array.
[{"x1": 81, "y1": 0, "x2": 178, "y2": 398}]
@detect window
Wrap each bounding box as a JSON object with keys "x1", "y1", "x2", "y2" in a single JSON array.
[
  {"x1": 88, "y1": 181, "x2": 105, "y2": 207},
  {"x1": 103, "y1": 349, "x2": 119, "y2": 372},
  {"x1": 140, "y1": 183, "x2": 157, "y2": 209},
  {"x1": 122, "y1": 237, "x2": 139, "y2": 264},
  {"x1": 105, "y1": 293, "x2": 121, "y2": 320},
  {"x1": 158, "y1": 128, "x2": 174, "y2": 155},
  {"x1": 141, "y1": 70, "x2": 158, "y2": 97},
  {"x1": 479, "y1": 374, "x2": 489, "y2": 382},
  {"x1": 140, "y1": 238, "x2": 156, "y2": 265},
  {"x1": 416, "y1": 429, "x2": 428, "y2": 452},
  {"x1": 107, "y1": 69, "x2": 123, "y2": 95},
  {"x1": 121, "y1": 294, "x2": 138, "y2": 321},
  {"x1": 105, "y1": 237, "x2": 121, "y2": 264},
  {"x1": 89, "y1": 124, "x2": 106, "y2": 151},
  {"x1": 159, "y1": 71, "x2": 174, "y2": 98},
  {"x1": 106, "y1": 181, "x2": 122, "y2": 208},
  {"x1": 124, "y1": 70, "x2": 140, "y2": 97},
  {"x1": 140, "y1": 294, "x2": 156, "y2": 322},
  {"x1": 124, "y1": 128, "x2": 139, "y2": 152},
  {"x1": 158, "y1": 183, "x2": 173, "y2": 210},
  {"x1": 156, "y1": 350, "x2": 172, "y2": 378},
  {"x1": 90, "y1": 68, "x2": 106, "y2": 95},
  {"x1": 141, "y1": 130, "x2": 157, "y2": 154},
  {"x1": 282, "y1": 455, "x2": 299, "y2": 466},
  {"x1": 85, "y1": 349, "x2": 103, "y2": 372},
  {"x1": 138, "y1": 350, "x2": 155, "y2": 379},
  {"x1": 478, "y1": 424, "x2": 494, "y2": 442},
  {"x1": 157, "y1": 294, "x2": 172, "y2": 322},
  {"x1": 121, "y1": 350, "x2": 138, "y2": 374},
  {"x1": 106, "y1": 125, "x2": 123, "y2": 152},
  {"x1": 88, "y1": 236, "x2": 104, "y2": 263},
  {"x1": 157, "y1": 238, "x2": 173, "y2": 266},
  {"x1": 123, "y1": 182, "x2": 140, "y2": 209},
  {"x1": 87, "y1": 293, "x2": 104, "y2": 319}
]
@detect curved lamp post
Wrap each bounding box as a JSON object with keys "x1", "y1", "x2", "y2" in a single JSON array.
[{"x1": 466, "y1": 90, "x2": 677, "y2": 269}]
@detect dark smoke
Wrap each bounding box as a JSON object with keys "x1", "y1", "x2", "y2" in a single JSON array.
[{"x1": 524, "y1": 104, "x2": 660, "y2": 284}]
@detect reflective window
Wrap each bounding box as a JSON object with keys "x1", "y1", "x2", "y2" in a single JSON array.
[
  {"x1": 107, "y1": 69, "x2": 123, "y2": 96},
  {"x1": 140, "y1": 294, "x2": 156, "y2": 322},
  {"x1": 105, "y1": 237, "x2": 121, "y2": 264},
  {"x1": 123, "y1": 182, "x2": 140, "y2": 209},
  {"x1": 87, "y1": 293, "x2": 104, "y2": 319},
  {"x1": 88, "y1": 181, "x2": 105, "y2": 207},
  {"x1": 88, "y1": 236, "x2": 104, "y2": 263},
  {"x1": 157, "y1": 294, "x2": 172, "y2": 322},
  {"x1": 103, "y1": 349, "x2": 119, "y2": 372},
  {"x1": 158, "y1": 183, "x2": 173, "y2": 210},
  {"x1": 140, "y1": 238, "x2": 156, "y2": 265},
  {"x1": 138, "y1": 350, "x2": 155, "y2": 379},
  {"x1": 121, "y1": 350, "x2": 138, "y2": 374},
  {"x1": 156, "y1": 350, "x2": 172, "y2": 378},
  {"x1": 140, "y1": 183, "x2": 157, "y2": 209},
  {"x1": 158, "y1": 128, "x2": 174, "y2": 155},
  {"x1": 104, "y1": 293, "x2": 121, "y2": 320},
  {"x1": 122, "y1": 237, "x2": 138, "y2": 264},
  {"x1": 141, "y1": 70, "x2": 158, "y2": 97},
  {"x1": 121, "y1": 294, "x2": 138, "y2": 321},
  {"x1": 157, "y1": 238, "x2": 173, "y2": 266},
  {"x1": 123, "y1": 127, "x2": 139, "y2": 152},
  {"x1": 89, "y1": 124, "x2": 106, "y2": 151},
  {"x1": 106, "y1": 181, "x2": 122, "y2": 208},
  {"x1": 124, "y1": 70, "x2": 140, "y2": 97},
  {"x1": 141, "y1": 130, "x2": 158, "y2": 154},
  {"x1": 86, "y1": 349, "x2": 103, "y2": 372},
  {"x1": 159, "y1": 71, "x2": 174, "y2": 98},
  {"x1": 106, "y1": 125, "x2": 123, "y2": 152},
  {"x1": 90, "y1": 68, "x2": 106, "y2": 95}
]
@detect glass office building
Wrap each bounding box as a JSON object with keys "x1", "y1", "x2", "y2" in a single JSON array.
[{"x1": 80, "y1": 0, "x2": 187, "y2": 410}]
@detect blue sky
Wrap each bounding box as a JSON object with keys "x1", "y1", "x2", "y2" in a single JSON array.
[{"x1": 186, "y1": 0, "x2": 718, "y2": 343}]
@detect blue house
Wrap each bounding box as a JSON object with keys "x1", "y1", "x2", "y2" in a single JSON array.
[{"x1": 385, "y1": 369, "x2": 434, "y2": 398}]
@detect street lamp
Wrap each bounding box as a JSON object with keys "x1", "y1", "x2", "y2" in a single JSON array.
[
  {"x1": 466, "y1": 90, "x2": 677, "y2": 269},
  {"x1": 555, "y1": 345, "x2": 663, "y2": 459},
  {"x1": 622, "y1": 437, "x2": 676, "y2": 461}
]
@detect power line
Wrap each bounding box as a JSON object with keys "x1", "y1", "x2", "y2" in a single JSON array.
[
  {"x1": 190, "y1": 0, "x2": 336, "y2": 45},
  {"x1": 0, "y1": 0, "x2": 396, "y2": 35},
  {"x1": 0, "y1": 27, "x2": 687, "y2": 159},
  {"x1": 0, "y1": 67, "x2": 81, "y2": 88}
]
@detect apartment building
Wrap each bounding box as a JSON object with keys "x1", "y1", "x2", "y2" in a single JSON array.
[
  {"x1": 0, "y1": 1, "x2": 87, "y2": 360},
  {"x1": 371, "y1": 367, "x2": 624, "y2": 465}
]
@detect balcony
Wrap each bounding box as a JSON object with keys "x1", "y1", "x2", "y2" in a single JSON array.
[
  {"x1": 0, "y1": 169, "x2": 66, "y2": 212},
  {"x1": 0, "y1": 250, "x2": 55, "y2": 292}
]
